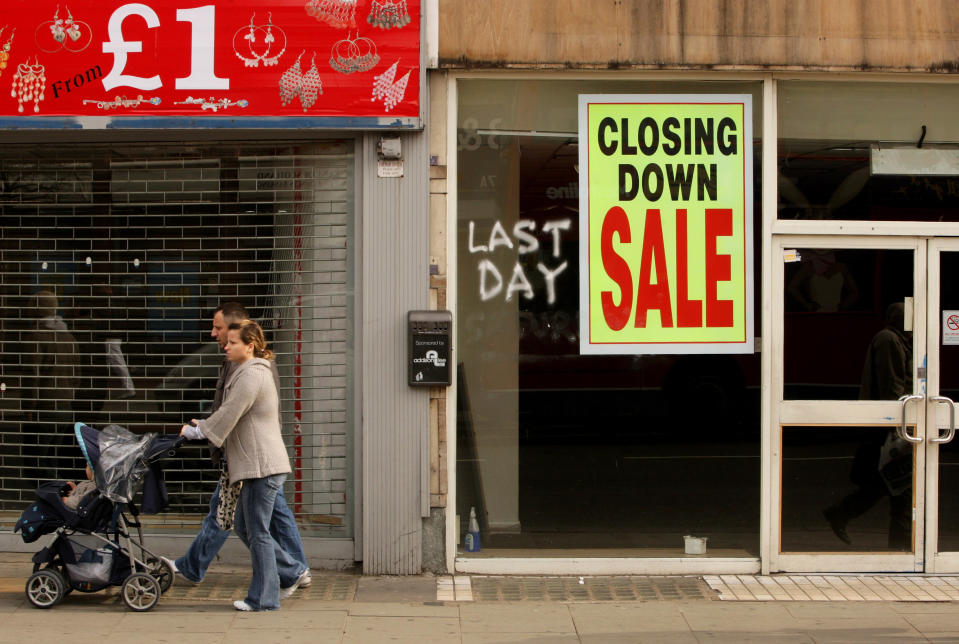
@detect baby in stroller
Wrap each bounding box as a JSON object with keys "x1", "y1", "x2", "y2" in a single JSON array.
[
  {"x1": 60, "y1": 464, "x2": 96, "y2": 511},
  {"x1": 14, "y1": 422, "x2": 183, "y2": 611}
]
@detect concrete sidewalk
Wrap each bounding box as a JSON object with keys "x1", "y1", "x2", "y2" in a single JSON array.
[{"x1": 1, "y1": 554, "x2": 958, "y2": 642}]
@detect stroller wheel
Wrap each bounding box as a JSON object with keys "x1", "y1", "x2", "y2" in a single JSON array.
[
  {"x1": 26, "y1": 569, "x2": 66, "y2": 608},
  {"x1": 42, "y1": 565, "x2": 72, "y2": 596},
  {"x1": 121, "y1": 573, "x2": 161, "y2": 611},
  {"x1": 147, "y1": 557, "x2": 175, "y2": 593}
]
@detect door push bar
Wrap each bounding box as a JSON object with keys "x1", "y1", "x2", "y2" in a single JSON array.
[
  {"x1": 898, "y1": 394, "x2": 925, "y2": 443},
  {"x1": 897, "y1": 393, "x2": 957, "y2": 445},
  {"x1": 929, "y1": 395, "x2": 957, "y2": 445}
]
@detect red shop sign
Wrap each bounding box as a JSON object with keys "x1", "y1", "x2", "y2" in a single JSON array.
[{"x1": 0, "y1": 0, "x2": 420, "y2": 119}]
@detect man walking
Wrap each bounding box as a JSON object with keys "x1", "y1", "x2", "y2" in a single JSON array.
[
  {"x1": 164, "y1": 302, "x2": 310, "y2": 595},
  {"x1": 823, "y1": 302, "x2": 913, "y2": 550}
]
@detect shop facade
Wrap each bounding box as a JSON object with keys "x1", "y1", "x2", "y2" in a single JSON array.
[
  {"x1": 434, "y1": 1, "x2": 959, "y2": 575},
  {"x1": 0, "y1": 0, "x2": 435, "y2": 575}
]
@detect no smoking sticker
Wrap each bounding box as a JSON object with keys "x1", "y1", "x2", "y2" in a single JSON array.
[{"x1": 944, "y1": 311, "x2": 959, "y2": 345}]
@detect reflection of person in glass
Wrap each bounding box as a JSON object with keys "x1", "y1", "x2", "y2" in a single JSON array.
[
  {"x1": 22, "y1": 290, "x2": 80, "y2": 479},
  {"x1": 823, "y1": 302, "x2": 912, "y2": 550},
  {"x1": 786, "y1": 249, "x2": 859, "y2": 312}
]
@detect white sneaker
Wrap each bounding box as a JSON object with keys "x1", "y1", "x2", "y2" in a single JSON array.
[
  {"x1": 300, "y1": 572, "x2": 312, "y2": 588},
  {"x1": 234, "y1": 600, "x2": 254, "y2": 611},
  {"x1": 159, "y1": 556, "x2": 179, "y2": 574},
  {"x1": 279, "y1": 569, "x2": 311, "y2": 600}
]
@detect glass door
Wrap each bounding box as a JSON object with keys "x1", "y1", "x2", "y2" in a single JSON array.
[
  {"x1": 925, "y1": 239, "x2": 959, "y2": 572},
  {"x1": 772, "y1": 236, "x2": 927, "y2": 572}
]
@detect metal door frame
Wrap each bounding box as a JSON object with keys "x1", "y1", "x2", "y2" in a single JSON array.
[
  {"x1": 924, "y1": 238, "x2": 959, "y2": 573},
  {"x1": 769, "y1": 234, "x2": 927, "y2": 573}
]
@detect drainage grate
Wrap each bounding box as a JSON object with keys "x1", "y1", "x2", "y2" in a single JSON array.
[
  {"x1": 163, "y1": 571, "x2": 358, "y2": 602},
  {"x1": 469, "y1": 576, "x2": 716, "y2": 602}
]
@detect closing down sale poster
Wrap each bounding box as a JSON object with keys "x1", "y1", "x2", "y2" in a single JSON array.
[{"x1": 578, "y1": 94, "x2": 754, "y2": 355}]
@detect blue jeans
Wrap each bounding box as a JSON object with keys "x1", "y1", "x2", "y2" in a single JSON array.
[
  {"x1": 271, "y1": 487, "x2": 309, "y2": 571},
  {"x1": 176, "y1": 481, "x2": 308, "y2": 584},
  {"x1": 233, "y1": 474, "x2": 301, "y2": 610}
]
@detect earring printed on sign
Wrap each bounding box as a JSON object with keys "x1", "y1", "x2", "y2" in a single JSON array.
[
  {"x1": 11, "y1": 57, "x2": 46, "y2": 113},
  {"x1": 330, "y1": 33, "x2": 379, "y2": 74},
  {"x1": 371, "y1": 59, "x2": 410, "y2": 112},
  {"x1": 0, "y1": 27, "x2": 15, "y2": 77},
  {"x1": 36, "y1": 5, "x2": 90, "y2": 53},
  {"x1": 279, "y1": 51, "x2": 323, "y2": 112},
  {"x1": 244, "y1": 13, "x2": 256, "y2": 43},
  {"x1": 64, "y1": 6, "x2": 81, "y2": 41},
  {"x1": 233, "y1": 12, "x2": 287, "y2": 68},
  {"x1": 279, "y1": 51, "x2": 304, "y2": 107},
  {"x1": 305, "y1": 0, "x2": 357, "y2": 29},
  {"x1": 367, "y1": 0, "x2": 410, "y2": 29},
  {"x1": 299, "y1": 53, "x2": 323, "y2": 110},
  {"x1": 51, "y1": 5, "x2": 65, "y2": 43}
]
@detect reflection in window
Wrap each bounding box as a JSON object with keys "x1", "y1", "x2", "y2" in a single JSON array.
[
  {"x1": 456, "y1": 79, "x2": 763, "y2": 554},
  {"x1": 783, "y1": 248, "x2": 913, "y2": 401},
  {"x1": 778, "y1": 82, "x2": 959, "y2": 222},
  {"x1": 782, "y1": 426, "x2": 913, "y2": 553}
]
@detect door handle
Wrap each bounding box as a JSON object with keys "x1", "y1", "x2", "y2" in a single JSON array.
[
  {"x1": 929, "y1": 395, "x2": 956, "y2": 444},
  {"x1": 898, "y1": 394, "x2": 924, "y2": 443}
]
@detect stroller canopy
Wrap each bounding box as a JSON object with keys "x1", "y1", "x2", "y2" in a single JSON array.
[{"x1": 74, "y1": 423, "x2": 182, "y2": 511}]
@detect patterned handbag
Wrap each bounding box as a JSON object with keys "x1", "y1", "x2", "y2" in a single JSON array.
[{"x1": 215, "y1": 461, "x2": 243, "y2": 530}]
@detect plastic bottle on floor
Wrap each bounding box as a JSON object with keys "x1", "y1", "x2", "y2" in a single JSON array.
[{"x1": 465, "y1": 507, "x2": 481, "y2": 552}]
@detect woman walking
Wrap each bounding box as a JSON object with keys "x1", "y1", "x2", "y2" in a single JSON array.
[{"x1": 180, "y1": 319, "x2": 304, "y2": 611}]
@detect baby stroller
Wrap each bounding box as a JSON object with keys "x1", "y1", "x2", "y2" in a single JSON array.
[{"x1": 15, "y1": 422, "x2": 184, "y2": 611}]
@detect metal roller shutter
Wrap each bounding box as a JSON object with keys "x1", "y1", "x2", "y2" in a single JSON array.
[{"x1": 0, "y1": 140, "x2": 354, "y2": 538}]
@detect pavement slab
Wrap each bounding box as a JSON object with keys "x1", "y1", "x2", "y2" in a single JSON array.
[
  {"x1": 354, "y1": 574, "x2": 436, "y2": 603},
  {"x1": 679, "y1": 601, "x2": 800, "y2": 633},
  {"x1": 344, "y1": 614, "x2": 461, "y2": 639},
  {"x1": 87, "y1": 634, "x2": 228, "y2": 644},
  {"x1": 579, "y1": 634, "x2": 698, "y2": 644},
  {"x1": 462, "y1": 633, "x2": 581, "y2": 643},
  {"x1": 900, "y1": 610, "x2": 959, "y2": 635},
  {"x1": 347, "y1": 600, "x2": 460, "y2": 617},
  {"x1": 229, "y1": 630, "x2": 343, "y2": 644},
  {"x1": 115, "y1": 610, "x2": 237, "y2": 632},
  {"x1": 230, "y1": 608, "x2": 348, "y2": 630},
  {"x1": 801, "y1": 628, "x2": 928, "y2": 643},
  {"x1": 692, "y1": 635, "x2": 815, "y2": 643},
  {"x1": 569, "y1": 601, "x2": 690, "y2": 634},
  {"x1": 783, "y1": 600, "x2": 914, "y2": 620},
  {"x1": 459, "y1": 603, "x2": 577, "y2": 634}
]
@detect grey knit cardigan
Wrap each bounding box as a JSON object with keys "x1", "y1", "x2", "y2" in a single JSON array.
[{"x1": 198, "y1": 357, "x2": 291, "y2": 485}]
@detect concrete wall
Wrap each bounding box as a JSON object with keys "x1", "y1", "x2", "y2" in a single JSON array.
[{"x1": 439, "y1": 0, "x2": 959, "y2": 72}]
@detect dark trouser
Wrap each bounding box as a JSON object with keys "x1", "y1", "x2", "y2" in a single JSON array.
[{"x1": 827, "y1": 475, "x2": 912, "y2": 550}]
